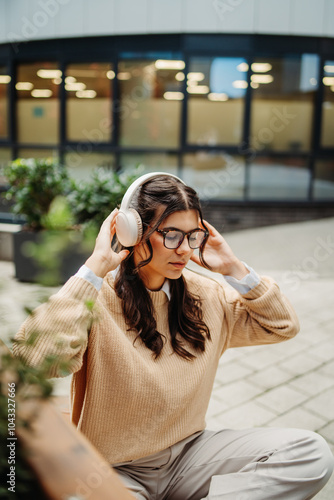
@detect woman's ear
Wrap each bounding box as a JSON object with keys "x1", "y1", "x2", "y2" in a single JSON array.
[{"x1": 133, "y1": 239, "x2": 149, "y2": 260}]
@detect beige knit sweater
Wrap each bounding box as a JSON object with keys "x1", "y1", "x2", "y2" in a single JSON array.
[{"x1": 13, "y1": 268, "x2": 299, "y2": 465}]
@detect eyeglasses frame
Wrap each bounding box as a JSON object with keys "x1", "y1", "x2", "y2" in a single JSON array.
[{"x1": 156, "y1": 227, "x2": 209, "y2": 250}]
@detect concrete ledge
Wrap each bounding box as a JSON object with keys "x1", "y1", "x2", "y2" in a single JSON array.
[{"x1": 0, "y1": 223, "x2": 22, "y2": 261}]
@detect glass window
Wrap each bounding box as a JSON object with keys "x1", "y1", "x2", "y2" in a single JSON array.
[
  {"x1": 118, "y1": 59, "x2": 183, "y2": 148},
  {"x1": 183, "y1": 153, "x2": 246, "y2": 200},
  {"x1": 0, "y1": 148, "x2": 12, "y2": 215},
  {"x1": 0, "y1": 67, "x2": 10, "y2": 139},
  {"x1": 248, "y1": 157, "x2": 310, "y2": 200},
  {"x1": 0, "y1": 148, "x2": 12, "y2": 186},
  {"x1": 321, "y1": 61, "x2": 334, "y2": 148},
  {"x1": 119, "y1": 153, "x2": 178, "y2": 176},
  {"x1": 65, "y1": 151, "x2": 115, "y2": 180},
  {"x1": 187, "y1": 57, "x2": 248, "y2": 146},
  {"x1": 17, "y1": 148, "x2": 59, "y2": 160},
  {"x1": 16, "y1": 62, "x2": 60, "y2": 144},
  {"x1": 66, "y1": 63, "x2": 113, "y2": 142},
  {"x1": 313, "y1": 159, "x2": 334, "y2": 199},
  {"x1": 250, "y1": 55, "x2": 319, "y2": 153}
]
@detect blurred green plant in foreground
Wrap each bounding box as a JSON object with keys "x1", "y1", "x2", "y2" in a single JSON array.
[
  {"x1": 0, "y1": 194, "x2": 96, "y2": 496},
  {"x1": 4, "y1": 158, "x2": 72, "y2": 231},
  {"x1": 3, "y1": 157, "x2": 140, "y2": 232},
  {"x1": 0, "y1": 158, "x2": 141, "y2": 496}
]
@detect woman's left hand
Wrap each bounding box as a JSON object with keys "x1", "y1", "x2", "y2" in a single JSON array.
[{"x1": 190, "y1": 220, "x2": 249, "y2": 279}]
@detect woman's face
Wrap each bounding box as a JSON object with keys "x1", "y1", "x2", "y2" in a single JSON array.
[{"x1": 134, "y1": 209, "x2": 199, "y2": 290}]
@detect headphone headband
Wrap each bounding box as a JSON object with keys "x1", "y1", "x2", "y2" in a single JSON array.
[{"x1": 120, "y1": 171, "x2": 185, "y2": 211}]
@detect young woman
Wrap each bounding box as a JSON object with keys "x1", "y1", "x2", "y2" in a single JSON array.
[{"x1": 14, "y1": 173, "x2": 333, "y2": 499}]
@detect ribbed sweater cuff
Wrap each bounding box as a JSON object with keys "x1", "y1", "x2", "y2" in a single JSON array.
[{"x1": 240, "y1": 277, "x2": 272, "y2": 300}]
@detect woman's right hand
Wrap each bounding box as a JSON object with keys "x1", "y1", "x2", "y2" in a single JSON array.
[{"x1": 84, "y1": 209, "x2": 130, "y2": 278}]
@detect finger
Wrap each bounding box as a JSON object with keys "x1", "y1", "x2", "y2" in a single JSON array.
[
  {"x1": 103, "y1": 208, "x2": 119, "y2": 226},
  {"x1": 202, "y1": 219, "x2": 218, "y2": 235},
  {"x1": 110, "y1": 219, "x2": 117, "y2": 235},
  {"x1": 117, "y1": 249, "x2": 130, "y2": 262},
  {"x1": 98, "y1": 209, "x2": 118, "y2": 234}
]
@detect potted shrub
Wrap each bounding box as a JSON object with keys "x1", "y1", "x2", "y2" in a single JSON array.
[
  {"x1": 3, "y1": 158, "x2": 139, "y2": 285},
  {"x1": 3, "y1": 157, "x2": 80, "y2": 284}
]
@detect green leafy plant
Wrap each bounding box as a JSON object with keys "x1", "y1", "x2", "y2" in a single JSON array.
[
  {"x1": 68, "y1": 167, "x2": 140, "y2": 230},
  {"x1": 4, "y1": 158, "x2": 140, "y2": 231},
  {"x1": 3, "y1": 158, "x2": 140, "y2": 284},
  {"x1": 4, "y1": 158, "x2": 72, "y2": 231}
]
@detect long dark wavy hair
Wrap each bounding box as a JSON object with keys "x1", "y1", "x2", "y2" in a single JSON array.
[{"x1": 114, "y1": 175, "x2": 211, "y2": 360}]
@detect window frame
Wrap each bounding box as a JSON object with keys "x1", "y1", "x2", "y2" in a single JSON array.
[{"x1": 0, "y1": 33, "x2": 332, "y2": 205}]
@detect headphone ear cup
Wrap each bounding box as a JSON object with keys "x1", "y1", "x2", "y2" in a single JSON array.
[{"x1": 116, "y1": 208, "x2": 143, "y2": 247}]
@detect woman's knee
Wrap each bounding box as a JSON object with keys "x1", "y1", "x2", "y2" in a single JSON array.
[
  {"x1": 305, "y1": 431, "x2": 334, "y2": 483},
  {"x1": 284, "y1": 429, "x2": 334, "y2": 489}
]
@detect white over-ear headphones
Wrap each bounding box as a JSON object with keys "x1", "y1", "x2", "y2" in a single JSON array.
[{"x1": 115, "y1": 171, "x2": 185, "y2": 247}]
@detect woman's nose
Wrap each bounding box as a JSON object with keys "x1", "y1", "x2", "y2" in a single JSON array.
[{"x1": 176, "y1": 237, "x2": 192, "y2": 254}]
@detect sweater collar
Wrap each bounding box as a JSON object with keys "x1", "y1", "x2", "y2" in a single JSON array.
[{"x1": 111, "y1": 267, "x2": 171, "y2": 301}]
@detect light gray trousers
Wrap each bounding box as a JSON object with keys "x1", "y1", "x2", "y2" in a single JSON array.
[{"x1": 114, "y1": 427, "x2": 334, "y2": 500}]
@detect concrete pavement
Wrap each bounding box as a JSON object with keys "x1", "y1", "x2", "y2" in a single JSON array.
[{"x1": 1, "y1": 216, "x2": 334, "y2": 498}]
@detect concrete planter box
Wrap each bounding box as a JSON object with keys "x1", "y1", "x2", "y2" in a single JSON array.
[{"x1": 13, "y1": 229, "x2": 92, "y2": 284}]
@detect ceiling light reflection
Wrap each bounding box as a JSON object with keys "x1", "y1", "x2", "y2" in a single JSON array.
[
  {"x1": 65, "y1": 82, "x2": 86, "y2": 91},
  {"x1": 76, "y1": 90, "x2": 97, "y2": 98},
  {"x1": 237, "y1": 63, "x2": 249, "y2": 72},
  {"x1": 232, "y1": 80, "x2": 248, "y2": 89},
  {"x1": 117, "y1": 72, "x2": 131, "y2": 80},
  {"x1": 187, "y1": 85, "x2": 210, "y2": 94},
  {"x1": 155, "y1": 60, "x2": 185, "y2": 70},
  {"x1": 324, "y1": 64, "x2": 334, "y2": 74},
  {"x1": 323, "y1": 77, "x2": 334, "y2": 86},
  {"x1": 187, "y1": 72, "x2": 205, "y2": 81},
  {"x1": 37, "y1": 69, "x2": 62, "y2": 79},
  {"x1": 251, "y1": 63, "x2": 272, "y2": 73},
  {"x1": 107, "y1": 70, "x2": 115, "y2": 80},
  {"x1": 31, "y1": 89, "x2": 53, "y2": 98},
  {"x1": 175, "y1": 72, "x2": 185, "y2": 81},
  {"x1": 0, "y1": 75, "x2": 11, "y2": 84},
  {"x1": 208, "y1": 93, "x2": 228, "y2": 101},
  {"x1": 251, "y1": 74, "x2": 274, "y2": 84},
  {"x1": 163, "y1": 91, "x2": 184, "y2": 100},
  {"x1": 16, "y1": 82, "x2": 33, "y2": 91}
]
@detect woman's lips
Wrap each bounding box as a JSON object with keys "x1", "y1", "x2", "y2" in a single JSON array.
[{"x1": 170, "y1": 262, "x2": 186, "y2": 268}]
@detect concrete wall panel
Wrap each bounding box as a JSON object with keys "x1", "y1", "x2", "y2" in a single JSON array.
[
  {"x1": 255, "y1": 0, "x2": 291, "y2": 35},
  {"x1": 291, "y1": 0, "x2": 325, "y2": 36},
  {"x1": 56, "y1": 0, "x2": 85, "y2": 38},
  {"x1": 324, "y1": 0, "x2": 334, "y2": 38},
  {"x1": 84, "y1": 0, "x2": 116, "y2": 36},
  {"x1": 147, "y1": 0, "x2": 183, "y2": 33},
  {"x1": 184, "y1": 0, "x2": 220, "y2": 33},
  {"x1": 0, "y1": 0, "x2": 333, "y2": 45},
  {"x1": 114, "y1": 0, "x2": 148, "y2": 34},
  {"x1": 215, "y1": 0, "x2": 255, "y2": 34}
]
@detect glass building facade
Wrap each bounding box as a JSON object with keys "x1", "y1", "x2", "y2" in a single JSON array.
[{"x1": 0, "y1": 34, "x2": 334, "y2": 220}]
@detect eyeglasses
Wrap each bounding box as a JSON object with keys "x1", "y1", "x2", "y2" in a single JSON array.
[{"x1": 156, "y1": 228, "x2": 208, "y2": 250}]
